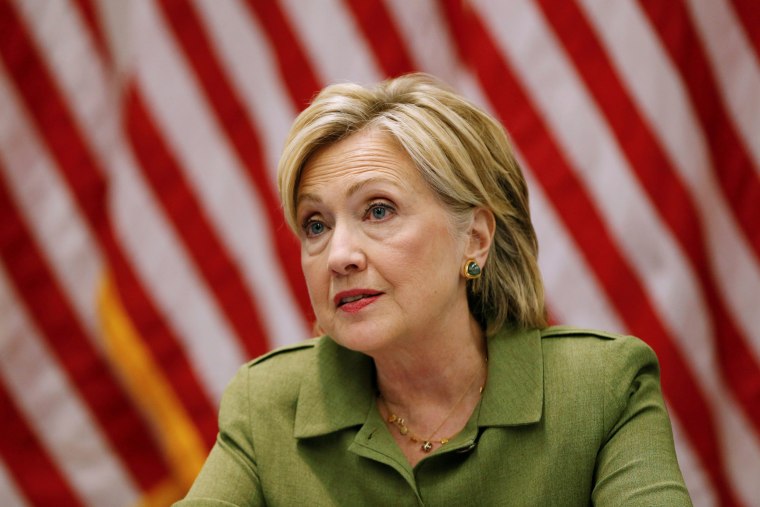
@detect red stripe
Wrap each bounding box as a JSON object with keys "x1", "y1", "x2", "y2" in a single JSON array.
[
  {"x1": 124, "y1": 86, "x2": 270, "y2": 359},
  {"x1": 727, "y1": 0, "x2": 760, "y2": 63},
  {"x1": 156, "y1": 0, "x2": 314, "y2": 327},
  {"x1": 71, "y1": 0, "x2": 110, "y2": 63},
  {"x1": 243, "y1": 0, "x2": 321, "y2": 109},
  {"x1": 0, "y1": 379, "x2": 84, "y2": 507},
  {"x1": 0, "y1": 1, "x2": 218, "y2": 448},
  {"x1": 343, "y1": 0, "x2": 416, "y2": 77},
  {"x1": 638, "y1": 0, "x2": 760, "y2": 263},
  {"x1": 440, "y1": 2, "x2": 741, "y2": 505},
  {"x1": 538, "y1": 0, "x2": 760, "y2": 449},
  {"x1": 0, "y1": 172, "x2": 169, "y2": 490}
]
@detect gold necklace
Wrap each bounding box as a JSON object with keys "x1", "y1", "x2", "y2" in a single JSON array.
[{"x1": 378, "y1": 366, "x2": 486, "y2": 453}]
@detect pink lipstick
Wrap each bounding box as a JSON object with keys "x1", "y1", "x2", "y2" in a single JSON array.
[{"x1": 334, "y1": 289, "x2": 383, "y2": 313}]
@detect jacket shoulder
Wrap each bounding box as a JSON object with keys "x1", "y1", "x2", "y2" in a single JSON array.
[
  {"x1": 223, "y1": 338, "x2": 324, "y2": 416},
  {"x1": 247, "y1": 337, "x2": 320, "y2": 368},
  {"x1": 537, "y1": 326, "x2": 657, "y2": 386},
  {"x1": 236, "y1": 337, "x2": 322, "y2": 396}
]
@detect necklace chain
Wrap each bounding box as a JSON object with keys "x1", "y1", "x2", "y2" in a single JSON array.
[{"x1": 378, "y1": 364, "x2": 486, "y2": 453}]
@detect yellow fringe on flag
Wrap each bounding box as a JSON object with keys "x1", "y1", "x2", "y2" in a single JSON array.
[
  {"x1": 133, "y1": 479, "x2": 185, "y2": 507},
  {"x1": 98, "y1": 273, "x2": 207, "y2": 504}
]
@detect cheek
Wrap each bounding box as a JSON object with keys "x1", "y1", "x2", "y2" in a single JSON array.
[
  {"x1": 301, "y1": 255, "x2": 327, "y2": 299},
  {"x1": 384, "y1": 223, "x2": 462, "y2": 283}
]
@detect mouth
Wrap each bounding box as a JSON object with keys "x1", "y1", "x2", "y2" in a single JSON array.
[{"x1": 333, "y1": 289, "x2": 383, "y2": 311}]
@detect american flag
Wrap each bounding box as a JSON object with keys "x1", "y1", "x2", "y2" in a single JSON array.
[{"x1": 0, "y1": 0, "x2": 758, "y2": 505}]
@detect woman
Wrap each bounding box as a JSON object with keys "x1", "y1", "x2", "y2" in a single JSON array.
[{"x1": 177, "y1": 74, "x2": 691, "y2": 505}]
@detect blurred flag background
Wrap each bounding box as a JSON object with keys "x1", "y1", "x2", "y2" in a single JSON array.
[{"x1": 1, "y1": 0, "x2": 759, "y2": 505}]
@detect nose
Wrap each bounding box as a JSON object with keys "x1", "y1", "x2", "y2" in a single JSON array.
[{"x1": 327, "y1": 222, "x2": 366, "y2": 276}]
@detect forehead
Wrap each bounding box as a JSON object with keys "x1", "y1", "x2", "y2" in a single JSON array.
[{"x1": 297, "y1": 129, "x2": 424, "y2": 198}]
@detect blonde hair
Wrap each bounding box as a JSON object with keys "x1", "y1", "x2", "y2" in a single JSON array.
[{"x1": 277, "y1": 73, "x2": 546, "y2": 334}]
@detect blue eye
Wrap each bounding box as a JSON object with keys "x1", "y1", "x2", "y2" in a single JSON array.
[
  {"x1": 303, "y1": 220, "x2": 325, "y2": 237},
  {"x1": 371, "y1": 206, "x2": 387, "y2": 219},
  {"x1": 366, "y1": 202, "x2": 394, "y2": 221}
]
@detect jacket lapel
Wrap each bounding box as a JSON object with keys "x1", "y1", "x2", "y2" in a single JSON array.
[{"x1": 478, "y1": 327, "x2": 544, "y2": 427}]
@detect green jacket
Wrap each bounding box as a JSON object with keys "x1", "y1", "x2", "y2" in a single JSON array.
[{"x1": 177, "y1": 326, "x2": 691, "y2": 506}]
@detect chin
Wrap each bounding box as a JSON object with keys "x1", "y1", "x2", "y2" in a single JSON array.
[{"x1": 327, "y1": 323, "x2": 394, "y2": 355}]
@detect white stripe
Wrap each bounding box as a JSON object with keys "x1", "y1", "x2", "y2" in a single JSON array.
[
  {"x1": 669, "y1": 414, "x2": 718, "y2": 507},
  {"x1": 579, "y1": 0, "x2": 760, "y2": 368},
  {"x1": 11, "y1": 0, "x2": 126, "y2": 175},
  {"x1": 384, "y1": 0, "x2": 496, "y2": 115},
  {"x1": 86, "y1": 0, "x2": 131, "y2": 76},
  {"x1": 384, "y1": 0, "x2": 459, "y2": 82},
  {"x1": 133, "y1": 0, "x2": 309, "y2": 348},
  {"x1": 686, "y1": 0, "x2": 760, "y2": 170},
  {"x1": 0, "y1": 65, "x2": 102, "y2": 343},
  {"x1": 191, "y1": 0, "x2": 296, "y2": 193},
  {"x1": 14, "y1": 0, "x2": 247, "y2": 401},
  {"x1": 0, "y1": 459, "x2": 31, "y2": 507},
  {"x1": 279, "y1": 0, "x2": 383, "y2": 85},
  {"x1": 475, "y1": 1, "x2": 760, "y2": 503},
  {"x1": 0, "y1": 267, "x2": 138, "y2": 507},
  {"x1": 11, "y1": 0, "x2": 114, "y2": 147}
]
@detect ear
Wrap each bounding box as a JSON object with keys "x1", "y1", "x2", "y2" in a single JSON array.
[{"x1": 464, "y1": 207, "x2": 496, "y2": 267}]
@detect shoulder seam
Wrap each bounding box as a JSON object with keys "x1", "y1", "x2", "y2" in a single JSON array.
[{"x1": 540, "y1": 325, "x2": 622, "y2": 340}]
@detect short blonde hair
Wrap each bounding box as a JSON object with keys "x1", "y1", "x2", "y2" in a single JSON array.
[{"x1": 277, "y1": 73, "x2": 546, "y2": 334}]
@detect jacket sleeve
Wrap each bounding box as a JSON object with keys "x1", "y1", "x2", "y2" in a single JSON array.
[
  {"x1": 174, "y1": 365, "x2": 264, "y2": 507},
  {"x1": 591, "y1": 335, "x2": 692, "y2": 506}
]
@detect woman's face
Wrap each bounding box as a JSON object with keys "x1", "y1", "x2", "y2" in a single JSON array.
[{"x1": 296, "y1": 129, "x2": 472, "y2": 355}]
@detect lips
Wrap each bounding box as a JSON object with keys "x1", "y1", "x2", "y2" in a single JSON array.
[{"x1": 333, "y1": 289, "x2": 383, "y2": 312}]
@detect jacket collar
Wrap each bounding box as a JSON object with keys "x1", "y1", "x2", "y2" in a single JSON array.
[
  {"x1": 294, "y1": 337, "x2": 375, "y2": 438},
  {"x1": 293, "y1": 327, "x2": 544, "y2": 439}
]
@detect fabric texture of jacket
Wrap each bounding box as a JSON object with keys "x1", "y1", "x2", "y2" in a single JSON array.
[{"x1": 176, "y1": 326, "x2": 691, "y2": 506}]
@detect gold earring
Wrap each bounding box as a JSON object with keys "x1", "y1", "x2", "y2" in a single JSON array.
[{"x1": 462, "y1": 259, "x2": 482, "y2": 279}]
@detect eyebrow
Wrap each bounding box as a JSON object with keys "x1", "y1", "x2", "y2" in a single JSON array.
[
  {"x1": 297, "y1": 176, "x2": 402, "y2": 207},
  {"x1": 296, "y1": 192, "x2": 321, "y2": 206},
  {"x1": 346, "y1": 176, "x2": 402, "y2": 197}
]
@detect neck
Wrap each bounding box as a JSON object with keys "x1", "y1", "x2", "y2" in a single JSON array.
[{"x1": 372, "y1": 314, "x2": 487, "y2": 410}]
